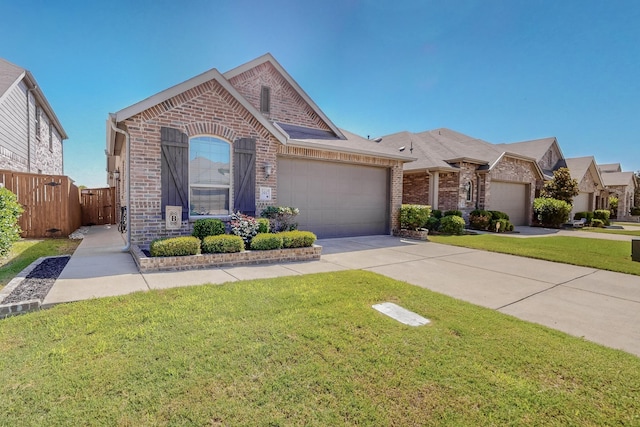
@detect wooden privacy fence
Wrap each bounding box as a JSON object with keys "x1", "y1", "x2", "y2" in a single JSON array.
[
  {"x1": 0, "y1": 170, "x2": 82, "y2": 238},
  {"x1": 80, "y1": 187, "x2": 115, "y2": 226}
]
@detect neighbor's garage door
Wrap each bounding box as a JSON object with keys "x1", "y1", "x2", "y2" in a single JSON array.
[
  {"x1": 572, "y1": 193, "x2": 591, "y2": 214},
  {"x1": 277, "y1": 158, "x2": 389, "y2": 238},
  {"x1": 490, "y1": 181, "x2": 528, "y2": 225}
]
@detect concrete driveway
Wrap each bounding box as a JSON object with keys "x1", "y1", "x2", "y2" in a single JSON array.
[{"x1": 43, "y1": 226, "x2": 640, "y2": 357}]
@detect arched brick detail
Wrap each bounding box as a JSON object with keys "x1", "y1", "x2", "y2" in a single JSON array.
[{"x1": 183, "y1": 122, "x2": 236, "y2": 142}]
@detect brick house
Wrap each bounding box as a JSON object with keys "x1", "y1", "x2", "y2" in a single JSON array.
[
  {"x1": 106, "y1": 53, "x2": 413, "y2": 246},
  {"x1": 598, "y1": 163, "x2": 637, "y2": 220},
  {"x1": 381, "y1": 128, "x2": 544, "y2": 225},
  {"x1": 0, "y1": 58, "x2": 67, "y2": 174},
  {"x1": 564, "y1": 156, "x2": 607, "y2": 218}
]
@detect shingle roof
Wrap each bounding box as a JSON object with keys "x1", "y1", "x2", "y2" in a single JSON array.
[
  {"x1": 601, "y1": 171, "x2": 636, "y2": 187},
  {"x1": 0, "y1": 58, "x2": 25, "y2": 97},
  {"x1": 598, "y1": 163, "x2": 622, "y2": 173},
  {"x1": 495, "y1": 137, "x2": 558, "y2": 161},
  {"x1": 565, "y1": 156, "x2": 603, "y2": 187}
]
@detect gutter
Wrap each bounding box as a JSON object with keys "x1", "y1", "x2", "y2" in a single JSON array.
[{"x1": 108, "y1": 119, "x2": 131, "y2": 252}]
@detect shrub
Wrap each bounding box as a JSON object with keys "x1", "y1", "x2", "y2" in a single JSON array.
[
  {"x1": 150, "y1": 236, "x2": 200, "y2": 257},
  {"x1": 0, "y1": 187, "x2": 23, "y2": 257},
  {"x1": 491, "y1": 219, "x2": 511, "y2": 233},
  {"x1": 443, "y1": 210, "x2": 463, "y2": 218},
  {"x1": 201, "y1": 235, "x2": 244, "y2": 254},
  {"x1": 257, "y1": 218, "x2": 270, "y2": 233},
  {"x1": 631, "y1": 207, "x2": 640, "y2": 216},
  {"x1": 192, "y1": 218, "x2": 225, "y2": 240},
  {"x1": 280, "y1": 230, "x2": 317, "y2": 248},
  {"x1": 574, "y1": 211, "x2": 594, "y2": 224},
  {"x1": 593, "y1": 209, "x2": 611, "y2": 226},
  {"x1": 230, "y1": 212, "x2": 260, "y2": 247},
  {"x1": 533, "y1": 197, "x2": 572, "y2": 227},
  {"x1": 260, "y1": 206, "x2": 299, "y2": 232},
  {"x1": 469, "y1": 209, "x2": 491, "y2": 230},
  {"x1": 399, "y1": 204, "x2": 431, "y2": 230},
  {"x1": 431, "y1": 209, "x2": 442, "y2": 219},
  {"x1": 439, "y1": 215, "x2": 466, "y2": 235},
  {"x1": 250, "y1": 233, "x2": 283, "y2": 250},
  {"x1": 425, "y1": 216, "x2": 440, "y2": 232},
  {"x1": 591, "y1": 219, "x2": 605, "y2": 228},
  {"x1": 489, "y1": 210, "x2": 510, "y2": 221}
]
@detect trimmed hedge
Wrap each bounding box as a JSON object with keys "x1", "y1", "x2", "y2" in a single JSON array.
[
  {"x1": 443, "y1": 210, "x2": 463, "y2": 218},
  {"x1": 591, "y1": 219, "x2": 605, "y2": 228},
  {"x1": 489, "y1": 210, "x2": 510, "y2": 221},
  {"x1": 533, "y1": 197, "x2": 571, "y2": 227},
  {"x1": 150, "y1": 236, "x2": 201, "y2": 257},
  {"x1": 201, "y1": 234, "x2": 244, "y2": 254},
  {"x1": 431, "y1": 209, "x2": 443, "y2": 219},
  {"x1": 425, "y1": 216, "x2": 440, "y2": 232},
  {"x1": 631, "y1": 207, "x2": 640, "y2": 216},
  {"x1": 594, "y1": 209, "x2": 611, "y2": 226},
  {"x1": 192, "y1": 218, "x2": 225, "y2": 240},
  {"x1": 399, "y1": 204, "x2": 431, "y2": 230},
  {"x1": 491, "y1": 219, "x2": 513, "y2": 233},
  {"x1": 439, "y1": 215, "x2": 465, "y2": 235},
  {"x1": 257, "y1": 218, "x2": 270, "y2": 233},
  {"x1": 280, "y1": 230, "x2": 317, "y2": 248},
  {"x1": 250, "y1": 233, "x2": 283, "y2": 251},
  {"x1": 574, "y1": 211, "x2": 594, "y2": 224},
  {"x1": 0, "y1": 187, "x2": 23, "y2": 257},
  {"x1": 469, "y1": 209, "x2": 491, "y2": 230}
]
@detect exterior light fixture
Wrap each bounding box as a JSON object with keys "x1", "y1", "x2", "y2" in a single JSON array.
[{"x1": 264, "y1": 163, "x2": 273, "y2": 178}]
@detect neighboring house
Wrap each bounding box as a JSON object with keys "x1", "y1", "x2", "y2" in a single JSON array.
[
  {"x1": 380, "y1": 128, "x2": 544, "y2": 225},
  {"x1": 0, "y1": 58, "x2": 67, "y2": 174},
  {"x1": 495, "y1": 137, "x2": 565, "y2": 183},
  {"x1": 598, "y1": 163, "x2": 637, "y2": 220},
  {"x1": 106, "y1": 53, "x2": 413, "y2": 246},
  {"x1": 564, "y1": 156, "x2": 607, "y2": 217}
]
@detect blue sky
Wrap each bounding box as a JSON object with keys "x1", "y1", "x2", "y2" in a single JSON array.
[{"x1": 2, "y1": 0, "x2": 639, "y2": 187}]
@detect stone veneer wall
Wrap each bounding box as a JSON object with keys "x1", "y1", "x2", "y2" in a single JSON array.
[{"x1": 131, "y1": 244, "x2": 322, "y2": 273}]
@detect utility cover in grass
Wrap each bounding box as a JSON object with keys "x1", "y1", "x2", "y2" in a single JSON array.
[{"x1": 372, "y1": 302, "x2": 430, "y2": 326}]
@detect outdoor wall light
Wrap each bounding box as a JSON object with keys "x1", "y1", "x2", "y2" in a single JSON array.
[{"x1": 264, "y1": 163, "x2": 273, "y2": 178}]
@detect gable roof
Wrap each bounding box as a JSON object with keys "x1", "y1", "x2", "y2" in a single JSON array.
[
  {"x1": 600, "y1": 171, "x2": 636, "y2": 188},
  {"x1": 495, "y1": 137, "x2": 561, "y2": 162},
  {"x1": 0, "y1": 58, "x2": 68, "y2": 140},
  {"x1": 380, "y1": 128, "x2": 543, "y2": 178},
  {"x1": 565, "y1": 156, "x2": 603, "y2": 188},
  {"x1": 598, "y1": 163, "x2": 622, "y2": 173},
  {"x1": 224, "y1": 53, "x2": 346, "y2": 140}
]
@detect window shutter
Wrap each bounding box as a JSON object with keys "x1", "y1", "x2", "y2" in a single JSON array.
[
  {"x1": 233, "y1": 138, "x2": 256, "y2": 217},
  {"x1": 161, "y1": 127, "x2": 189, "y2": 220}
]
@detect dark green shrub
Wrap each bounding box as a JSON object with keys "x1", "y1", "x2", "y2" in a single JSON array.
[
  {"x1": 469, "y1": 209, "x2": 491, "y2": 230},
  {"x1": 439, "y1": 215, "x2": 465, "y2": 235},
  {"x1": 0, "y1": 187, "x2": 24, "y2": 257},
  {"x1": 533, "y1": 198, "x2": 571, "y2": 227},
  {"x1": 443, "y1": 210, "x2": 463, "y2": 218},
  {"x1": 574, "y1": 211, "x2": 594, "y2": 224},
  {"x1": 257, "y1": 218, "x2": 270, "y2": 233},
  {"x1": 201, "y1": 235, "x2": 244, "y2": 253},
  {"x1": 591, "y1": 219, "x2": 605, "y2": 228},
  {"x1": 491, "y1": 219, "x2": 512, "y2": 233},
  {"x1": 432, "y1": 209, "x2": 442, "y2": 219},
  {"x1": 260, "y1": 206, "x2": 299, "y2": 232},
  {"x1": 250, "y1": 233, "x2": 283, "y2": 250},
  {"x1": 399, "y1": 204, "x2": 431, "y2": 230},
  {"x1": 489, "y1": 210, "x2": 510, "y2": 221},
  {"x1": 150, "y1": 236, "x2": 201, "y2": 257},
  {"x1": 192, "y1": 218, "x2": 225, "y2": 240},
  {"x1": 631, "y1": 207, "x2": 640, "y2": 216},
  {"x1": 593, "y1": 209, "x2": 611, "y2": 226},
  {"x1": 425, "y1": 216, "x2": 440, "y2": 232},
  {"x1": 280, "y1": 230, "x2": 317, "y2": 248}
]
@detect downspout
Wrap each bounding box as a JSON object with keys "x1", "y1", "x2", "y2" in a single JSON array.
[
  {"x1": 26, "y1": 85, "x2": 37, "y2": 173},
  {"x1": 109, "y1": 119, "x2": 131, "y2": 251}
]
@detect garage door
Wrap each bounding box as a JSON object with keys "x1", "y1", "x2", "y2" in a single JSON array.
[
  {"x1": 490, "y1": 181, "x2": 528, "y2": 225},
  {"x1": 572, "y1": 193, "x2": 591, "y2": 216},
  {"x1": 277, "y1": 158, "x2": 389, "y2": 238}
]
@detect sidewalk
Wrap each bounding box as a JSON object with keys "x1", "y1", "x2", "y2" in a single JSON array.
[{"x1": 43, "y1": 225, "x2": 640, "y2": 357}]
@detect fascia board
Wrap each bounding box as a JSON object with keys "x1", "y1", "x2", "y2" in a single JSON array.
[
  {"x1": 0, "y1": 71, "x2": 25, "y2": 106},
  {"x1": 287, "y1": 139, "x2": 416, "y2": 162},
  {"x1": 24, "y1": 71, "x2": 68, "y2": 140}
]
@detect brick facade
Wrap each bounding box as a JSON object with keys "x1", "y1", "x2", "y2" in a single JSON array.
[{"x1": 403, "y1": 172, "x2": 429, "y2": 205}]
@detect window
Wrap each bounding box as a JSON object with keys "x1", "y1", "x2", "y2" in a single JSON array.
[
  {"x1": 189, "y1": 136, "x2": 231, "y2": 216},
  {"x1": 35, "y1": 106, "x2": 41, "y2": 140},
  {"x1": 49, "y1": 126, "x2": 53, "y2": 151},
  {"x1": 260, "y1": 86, "x2": 270, "y2": 114},
  {"x1": 466, "y1": 181, "x2": 473, "y2": 202}
]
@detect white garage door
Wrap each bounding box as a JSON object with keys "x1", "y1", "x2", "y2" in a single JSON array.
[
  {"x1": 572, "y1": 193, "x2": 591, "y2": 217},
  {"x1": 277, "y1": 158, "x2": 390, "y2": 238},
  {"x1": 490, "y1": 181, "x2": 529, "y2": 225}
]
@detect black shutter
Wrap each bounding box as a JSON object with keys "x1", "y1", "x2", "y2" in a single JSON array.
[
  {"x1": 161, "y1": 127, "x2": 189, "y2": 220},
  {"x1": 233, "y1": 138, "x2": 256, "y2": 217}
]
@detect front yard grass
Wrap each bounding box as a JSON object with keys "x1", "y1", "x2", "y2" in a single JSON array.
[
  {"x1": 0, "y1": 270, "x2": 639, "y2": 426},
  {"x1": 429, "y1": 235, "x2": 640, "y2": 276},
  {"x1": 0, "y1": 239, "x2": 80, "y2": 287},
  {"x1": 581, "y1": 227, "x2": 640, "y2": 237}
]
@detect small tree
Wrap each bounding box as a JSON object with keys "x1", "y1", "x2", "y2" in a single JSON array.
[
  {"x1": 0, "y1": 187, "x2": 24, "y2": 257},
  {"x1": 541, "y1": 167, "x2": 579, "y2": 204},
  {"x1": 608, "y1": 196, "x2": 618, "y2": 217}
]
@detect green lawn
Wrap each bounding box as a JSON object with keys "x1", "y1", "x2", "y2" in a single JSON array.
[
  {"x1": 1, "y1": 270, "x2": 639, "y2": 426},
  {"x1": 581, "y1": 227, "x2": 640, "y2": 237},
  {"x1": 429, "y1": 234, "x2": 640, "y2": 276},
  {"x1": 0, "y1": 239, "x2": 80, "y2": 287}
]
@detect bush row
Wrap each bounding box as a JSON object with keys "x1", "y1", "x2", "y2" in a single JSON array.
[
  {"x1": 399, "y1": 204, "x2": 468, "y2": 235},
  {"x1": 574, "y1": 210, "x2": 611, "y2": 226},
  {"x1": 468, "y1": 209, "x2": 514, "y2": 233}
]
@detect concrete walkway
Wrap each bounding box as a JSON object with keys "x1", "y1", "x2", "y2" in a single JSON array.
[{"x1": 43, "y1": 225, "x2": 640, "y2": 357}]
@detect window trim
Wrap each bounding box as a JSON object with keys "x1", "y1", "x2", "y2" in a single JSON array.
[{"x1": 188, "y1": 135, "x2": 233, "y2": 218}]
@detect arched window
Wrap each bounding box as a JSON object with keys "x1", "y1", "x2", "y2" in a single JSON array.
[{"x1": 189, "y1": 136, "x2": 231, "y2": 216}]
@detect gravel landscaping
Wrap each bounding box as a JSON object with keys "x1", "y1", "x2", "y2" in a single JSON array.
[{"x1": 0, "y1": 256, "x2": 70, "y2": 305}]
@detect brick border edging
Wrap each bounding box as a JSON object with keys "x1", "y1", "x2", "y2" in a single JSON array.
[
  {"x1": 392, "y1": 229, "x2": 430, "y2": 241},
  {"x1": 0, "y1": 256, "x2": 53, "y2": 319},
  {"x1": 131, "y1": 244, "x2": 322, "y2": 273}
]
